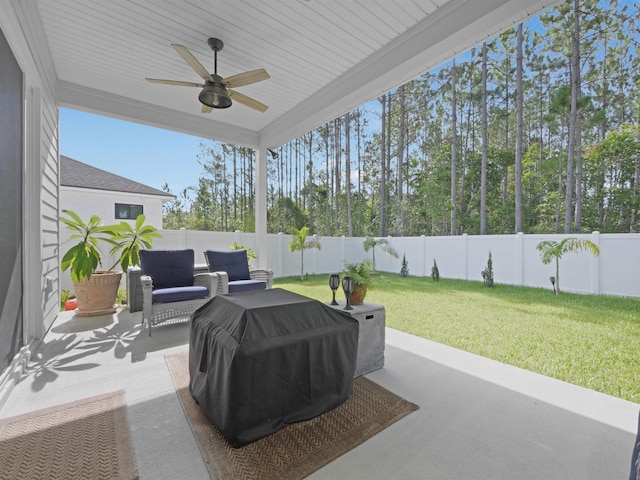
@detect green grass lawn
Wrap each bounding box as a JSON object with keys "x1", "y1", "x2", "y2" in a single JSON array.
[{"x1": 274, "y1": 273, "x2": 640, "y2": 403}]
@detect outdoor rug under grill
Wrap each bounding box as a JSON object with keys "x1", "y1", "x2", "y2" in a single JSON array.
[
  {"x1": 165, "y1": 351, "x2": 418, "y2": 480},
  {"x1": 0, "y1": 390, "x2": 138, "y2": 480}
]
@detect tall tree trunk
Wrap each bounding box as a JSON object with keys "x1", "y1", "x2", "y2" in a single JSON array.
[
  {"x1": 564, "y1": 0, "x2": 580, "y2": 233},
  {"x1": 515, "y1": 23, "x2": 524, "y2": 233},
  {"x1": 345, "y1": 112, "x2": 353, "y2": 236},
  {"x1": 397, "y1": 85, "x2": 405, "y2": 235},
  {"x1": 574, "y1": 116, "x2": 583, "y2": 231},
  {"x1": 233, "y1": 147, "x2": 238, "y2": 222},
  {"x1": 450, "y1": 58, "x2": 458, "y2": 235},
  {"x1": 308, "y1": 131, "x2": 315, "y2": 234},
  {"x1": 356, "y1": 108, "x2": 362, "y2": 198},
  {"x1": 379, "y1": 95, "x2": 387, "y2": 236},
  {"x1": 555, "y1": 119, "x2": 565, "y2": 234},
  {"x1": 632, "y1": 125, "x2": 640, "y2": 231},
  {"x1": 324, "y1": 126, "x2": 330, "y2": 235},
  {"x1": 334, "y1": 117, "x2": 341, "y2": 232},
  {"x1": 480, "y1": 42, "x2": 488, "y2": 235}
]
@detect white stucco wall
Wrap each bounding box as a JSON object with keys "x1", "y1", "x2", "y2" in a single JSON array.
[{"x1": 60, "y1": 186, "x2": 168, "y2": 229}]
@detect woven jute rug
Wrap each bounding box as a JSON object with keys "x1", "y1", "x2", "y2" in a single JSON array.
[
  {"x1": 166, "y1": 351, "x2": 418, "y2": 480},
  {"x1": 0, "y1": 390, "x2": 138, "y2": 480}
]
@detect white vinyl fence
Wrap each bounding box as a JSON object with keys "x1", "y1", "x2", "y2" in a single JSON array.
[{"x1": 59, "y1": 229, "x2": 640, "y2": 298}]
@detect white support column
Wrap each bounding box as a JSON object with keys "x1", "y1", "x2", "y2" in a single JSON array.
[
  {"x1": 278, "y1": 232, "x2": 284, "y2": 277},
  {"x1": 255, "y1": 147, "x2": 268, "y2": 270}
]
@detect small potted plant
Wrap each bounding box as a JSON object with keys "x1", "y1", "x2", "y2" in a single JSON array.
[
  {"x1": 343, "y1": 259, "x2": 375, "y2": 305},
  {"x1": 60, "y1": 210, "x2": 161, "y2": 316}
]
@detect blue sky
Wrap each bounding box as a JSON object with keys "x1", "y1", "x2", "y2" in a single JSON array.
[{"x1": 60, "y1": 108, "x2": 208, "y2": 195}]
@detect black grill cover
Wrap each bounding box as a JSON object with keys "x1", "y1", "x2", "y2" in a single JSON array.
[{"x1": 189, "y1": 288, "x2": 359, "y2": 447}]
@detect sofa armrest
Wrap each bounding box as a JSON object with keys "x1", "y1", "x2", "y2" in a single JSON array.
[
  {"x1": 210, "y1": 271, "x2": 229, "y2": 295},
  {"x1": 127, "y1": 267, "x2": 143, "y2": 312},
  {"x1": 194, "y1": 272, "x2": 219, "y2": 299},
  {"x1": 140, "y1": 275, "x2": 153, "y2": 322},
  {"x1": 250, "y1": 269, "x2": 274, "y2": 289}
]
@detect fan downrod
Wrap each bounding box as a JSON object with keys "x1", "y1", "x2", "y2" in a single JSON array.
[{"x1": 207, "y1": 37, "x2": 224, "y2": 52}]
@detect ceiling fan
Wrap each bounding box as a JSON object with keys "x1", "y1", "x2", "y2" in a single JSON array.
[{"x1": 146, "y1": 37, "x2": 269, "y2": 113}]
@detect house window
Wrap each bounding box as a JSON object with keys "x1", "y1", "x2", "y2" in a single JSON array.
[{"x1": 115, "y1": 203, "x2": 143, "y2": 220}]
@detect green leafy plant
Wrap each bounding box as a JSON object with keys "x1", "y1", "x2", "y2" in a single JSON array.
[
  {"x1": 107, "y1": 213, "x2": 162, "y2": 272},
  {"x1": 431, "y1": 259, "x2": 440, "y2": 281},
  {"x1": 481, "y1": 251, "x2": 494, "y2": 287},
  {"x1": 60, "y1": 210, "x2": 161, "y2": 282},
  {"x1": 536, "y1": 237, "x2": 600, "y2": 294},
  {"x1": 343, "y1": 259, "x2": 375, "y2": 288},
  {"x1": 289, "y1": 226, "x2": 321, "y2": 281},
  {"x1": 230, "y1": 242, "x2": 257, "y2": 261},
  {"x1": 400, "y1": 254, "x2": 409, "y2": 277},
  {"x1": 362, "y1": 236, "x2": 399, "y2": 271},
  {"x1": 60, "y1": 289, "x2": 75, "y2": 310}
]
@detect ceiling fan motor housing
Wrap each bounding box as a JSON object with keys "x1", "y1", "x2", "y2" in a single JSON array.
[{"x1": 199, "y1": 75, "x2": 232, "y2": 108}]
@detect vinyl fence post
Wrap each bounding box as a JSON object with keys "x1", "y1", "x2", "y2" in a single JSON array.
[
  {"x1": 461, "y1": 233, "x2": 468, "y2": 280},
  {"x1": 422, "y1": 235, "x2": 427, "y2": 277},
  {"x1": 591, "y1": 231, "x2": 600, "y2": 294},
  {"x1": 516, "y1": 232, "x2": 524, "y2": 285}
]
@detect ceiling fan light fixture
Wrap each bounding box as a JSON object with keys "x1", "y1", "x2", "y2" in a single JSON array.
[{"x1": 199, "y1": 79, "x2": 232, "y2": 109}]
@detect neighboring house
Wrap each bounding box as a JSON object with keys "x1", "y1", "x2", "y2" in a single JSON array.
[
  {"x1": 60, "y1": 155, "x2": 174, "y2": 229},
  {"x1": 58, "y1": 156, "x2": 175, "y2": 294}
]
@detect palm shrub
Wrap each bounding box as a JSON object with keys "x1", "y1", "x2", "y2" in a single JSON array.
[
  {"x1": 363, "y1": 236, "x2": 399, "y2": 270},
  {"x1": 536, "y1": 237, "x2": 600, "y2": 294},
  {"x1": 289, "y1": 226, "x2": 321, "y2": 281}
]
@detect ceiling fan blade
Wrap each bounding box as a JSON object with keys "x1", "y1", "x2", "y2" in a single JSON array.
[
  {"x1": 224, "y1": 69, "x2": 270, "y2": 89},
  {"x1": 229, "y1": 90, "x2": 269, "y2": 112},
  {"x1": 201, "y1": 105, "x2": 213, "y2": 114},
  {"x1": 171, "y1": 44, "x2": 213, "y2": 81},
  {"x1": 146, "y1": 78, "x2": 204, "y2": 87}
]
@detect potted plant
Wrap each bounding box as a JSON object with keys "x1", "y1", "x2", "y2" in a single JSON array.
[
  {"x1": 60, "y1": 210, "x2": 161, "y2": 316},
  {"x1": 343, "y1": 259, "x2": 375, "y2": 305}
]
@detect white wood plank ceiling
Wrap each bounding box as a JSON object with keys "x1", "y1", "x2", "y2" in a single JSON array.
[{"x1": 36, "y1": 0, "x2": 561, "y2": 148}]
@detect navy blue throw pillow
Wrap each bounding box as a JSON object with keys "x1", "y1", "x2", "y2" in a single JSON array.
[
  {"x1": 140, "y1": 249, "x2": 195, "y2": 290},
  {"x1": 205, "y1": 250, "x2": 250, "y2": 281}
]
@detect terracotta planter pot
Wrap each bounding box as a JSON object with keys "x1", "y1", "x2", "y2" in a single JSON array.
[
  {"x1": 72, "y1": 270, "x2": 122, "y2": 317},
  {"x1": 349, "y1": 285, "x2": 368, "y2": 306}
]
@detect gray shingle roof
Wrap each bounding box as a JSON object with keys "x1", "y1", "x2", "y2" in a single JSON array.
[{"x1": 60, "y1": 155, "x2": 175, "y2": 198}]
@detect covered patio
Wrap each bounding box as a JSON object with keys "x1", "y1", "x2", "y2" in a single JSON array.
[
  {"x1": 0, "y1": 0, "x2": 637, "y2": 478},
  {"x1": 1, "y1": 309, "x2": 635, "y2": 478}
]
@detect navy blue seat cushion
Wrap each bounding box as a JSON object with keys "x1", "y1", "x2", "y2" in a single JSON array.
[
  {"x1": 228, "y1": 280, "x2": 267, "y2": 293},
  {"x1": 152, "y1": 286, "x2": 209, "y2": 304},
  {"x1": 140, "y1": 249, "x2": 195, "y2": 290},
  {"x1": 205, "y1": 250, "x2": 251, "y2": 281}
]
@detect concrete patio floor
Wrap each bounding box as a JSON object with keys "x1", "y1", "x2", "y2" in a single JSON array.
[{"x1": 1, "y1": 307, "x2": 637, "y2": 479}]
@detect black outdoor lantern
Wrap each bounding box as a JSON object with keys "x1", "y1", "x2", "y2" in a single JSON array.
[
  {"x1": 342, "y1": 275, "x2": 354, "y2": 310},
  {"x1": 329, "y1": 273, "x2": 340, "y2": 305}
]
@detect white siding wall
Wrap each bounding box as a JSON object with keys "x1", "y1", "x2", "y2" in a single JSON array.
[
  {"x1": 60, "y1": 187, "x2": 167, "y2": 229},
  {"x1": 1, "y1": 2, "x2": 60, "y2": 339}
]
